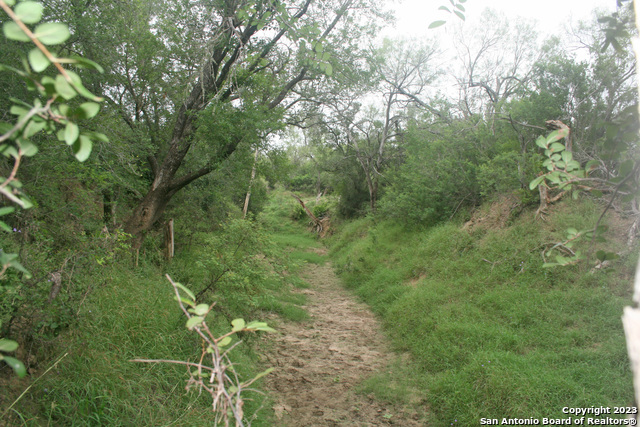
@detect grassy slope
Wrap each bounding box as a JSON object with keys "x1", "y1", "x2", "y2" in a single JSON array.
[
  {"x1": 4, "y1": 193, "x2": 319, "y2": 426},
  {"x1": 328, "y1": 199, "x2": 635, "y2": 426}
]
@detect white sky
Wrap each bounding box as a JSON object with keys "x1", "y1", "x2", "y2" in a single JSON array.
[{"x1": 384, "y1": 0, "x2": 617, "y2": 40}]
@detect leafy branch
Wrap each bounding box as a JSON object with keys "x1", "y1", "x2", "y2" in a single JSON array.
[
  {"x1": 0, "y1": 0, "x2": 106, "y2": 376},
  {"x1": 429, "y1": 0, "x2": 468, "y2": 29},
  {"x1": 131, "y1": 275, "x2": 275, "y2": 427},
  {"x1": 530, "y1": 125, "x2": 634, "y2": 267}
]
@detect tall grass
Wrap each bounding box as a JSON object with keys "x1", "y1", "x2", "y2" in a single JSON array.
[
  {"x1": 329, "y1": 199, "x2": 635, "y2": 426},
  {"x1": 3, "y1": 197, "x2": 316, "y2": 425}
]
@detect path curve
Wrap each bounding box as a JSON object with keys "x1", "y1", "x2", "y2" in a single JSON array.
[{"x1": 264, "y1": 250, "x2": 423, "y2": 426}]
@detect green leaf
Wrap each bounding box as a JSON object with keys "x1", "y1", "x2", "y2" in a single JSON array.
[
  {"x1": 193, "y1": 304, "x2": 209, "y2": 316},
  {"x1": 456, "y1": 4, "x2": 466, "y2": 11},
  {"x1": 5, "y1": 0, "x2": 16, "y2": 6},
  {"x1": 549, "y1": 142, "x2": 565, "y2": 153},
  {"x1": 0, "y1": 338, "x2": 19, "y2": 352},
  {"x1": 0, "y1": 207, "x2": 16, "y2": 216},
  {"x1": 529, "y1": 175, "x2": 545, "y2": 190},
  {"x1": 58, "y1": 103, "x2": 69, "y2": 116},
  {"x1": 186, "y1": 316, "x2": 204, "y2": 330},
  {"x1": 252, "y1": 367, "x2": 274, "y2": 381},
  {"x1": 15, "y1": 2, "x2": 44, "y2": 24},
  {"x1": 22, "y1": 119, "x2": 46, "y2": 139},
  {"x1": 231, "y1": 318, "x2": 246, "y2": 332},
  {"x1": 0, "y1": 221, "x2": 12, "y2": 232},
  {"x1": 64, "y1": 121, "x2": 79, "y2": 145},
  {"x1": 18, "y1": 138, "x2": 38, "y2": 157},
  {"x1": 173, "y1": 295, "x2": 196, "y2": 308},
  {"x1": 438, "y1": 6, "x2": 451, "y2": 12},
  {"x1": 596, "y1": 250, "x2": 607, "y2": 262},
  {"x1": 82, "y1": 131, "x2": 108, "y2": 143},
  {"x1": 324, "y1": 63, "x2": 333, "y2": 76},
  {"x1": 566, "y1": 160, "x2": 580, "y2": 172},
  {"x1": 55, "y1": 75, "x2": 76, "y2": 100},
  {"x1": 245, "y1": 321, "x2": 276, "y2": 332},
  {"x1": 606, "y1": 252, "x2": 619, "y2": 261},
  {"x1": 428, "y1": 20, "x2": 447, "y2": 29},
  {"x1": 34, "y1": 22, "x2": 70, "y2": 45},
  {"x1": 3, "y1": 22, "x2": 30, "y2": 42},
  {"x1": 547, "y1": 172, "x2": 561, "y2": 184},
  {"x1": 454, "y1": 10, "x2": 465, "y2": 20},
  {"x1": 585, "y1": 160, "x2": 599, "y2": 172},
  {"x1": 561, "y1": 151, "x2": 572, "y2": 163},
  {"x1": 619, "y1": 159, "x2": 634, "y2": 177},
  {"x1": 72, "y1": 135, "x2": 92, "y2": 162},
  {"x1": 28, "y1": 48, "x2": 50, "y2": 72},
  {"x1": 547, "y1": 128, "x2": 568, "y2": 142},
  {"x1": 173, "y1": 282, "x2": 196, "y2": 301},
  {"x1": 0, "y1": 252, "x2": 32, "y2": 278},
  {"x1": 71, "y1": 56, "x2": 104, "y2": 73},
  {"x1": 2, "y1": 355, "x2": 26, "y2": 377},
  {"x1": 218, "y1": 336, "x2": 232, "y2": 347},
  {"x1": 9, "y1": 104, "x2": 29, "y2": 117},
  {"x1": 66, "y1": 70, "x2": 102, "y2": 101},
  {"x1": 77, "y1": 102, "x2": 100, "y2": 119}
]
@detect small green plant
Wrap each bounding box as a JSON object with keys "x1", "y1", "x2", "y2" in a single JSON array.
[
  {"x1": 132, "y1": 275, "x2": 275, "y2": 426},
  {"x1": 540, "y1": 225, "x2": 617, "y2": 267},
  {"x1": 95, "y1": 230, "x2": 132, "y2": 266},
  {"x1": 312, "y1": 202, "x2": 330, "y2": 219},
  {"x1": 290, "y1": 202, "x2": 306, "y2": 221},
  {"x1": 0, "y1": 329, "x2": 25, "y2": 377},
  {"x1": 529, "y1": 125, "x2": 634, "y2": 267},
  {"x1": 528, "y1": 127, "x2": 584, "y2": 197}
]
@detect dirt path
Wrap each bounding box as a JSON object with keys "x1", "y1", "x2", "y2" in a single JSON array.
[{"x1": 264, "y1": 250, "x2": 423, "y2": 426}]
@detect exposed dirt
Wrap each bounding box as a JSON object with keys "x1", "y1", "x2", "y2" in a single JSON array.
[
  {"x1": 263, "y1": 248, "x2": 423, "y2": 426},
  {"x1": 462, "y1": 194, "x2": 522, "y2": 232}
]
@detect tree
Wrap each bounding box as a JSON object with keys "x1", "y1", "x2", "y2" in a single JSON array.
[
  {"x1": 454, "y1": 9, "x2": 539, "y2": 130},
  {"x1": 107, "y1": 0, "x2": 381, "y2": 244},
  {"x1": 301, "y1": 38, "x2": 442, "y2": 213}
]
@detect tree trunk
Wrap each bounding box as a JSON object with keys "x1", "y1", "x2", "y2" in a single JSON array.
[{"x1": 124, "y1": 184, "x2": 173, "y2": 245}]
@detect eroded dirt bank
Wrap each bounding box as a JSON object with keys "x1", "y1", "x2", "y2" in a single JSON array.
[{"x1": 264, "y1": 250, "x2": 423, "y2": 426}]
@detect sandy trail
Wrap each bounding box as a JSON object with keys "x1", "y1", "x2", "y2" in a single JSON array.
[{"x1": 264, "y1": 249, "x2": 422, "y2": 426}]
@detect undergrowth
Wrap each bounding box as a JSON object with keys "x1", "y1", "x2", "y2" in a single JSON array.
[
  {"x1": 329, "y1": 198, "x2": 636, "y2": 426},
  {"x1": 1, "y1": 193, "x2": 315, "y2": 425}
]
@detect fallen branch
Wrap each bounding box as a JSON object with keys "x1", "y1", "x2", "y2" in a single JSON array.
[{"x1": 292, "y1": 194, "x2": 323, "y2": 234}]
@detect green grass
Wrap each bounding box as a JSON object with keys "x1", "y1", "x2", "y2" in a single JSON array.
[
  {"x1": 6, "y1": 264, "x2": 222, "y2": 425},
  {"x1": 4, "y1": 193, "x2": 317, "y2": 426},
  {"x1": 329, "y1": 199, "x2": 635, "y2": 426}
]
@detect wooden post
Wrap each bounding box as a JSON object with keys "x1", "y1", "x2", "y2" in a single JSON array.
[
  {"x1": 165, "y1": 218, "x2": 174, "y2": 259},
  {"x1": 243, "y1": 148, "x2": 259, "y2": 219}
]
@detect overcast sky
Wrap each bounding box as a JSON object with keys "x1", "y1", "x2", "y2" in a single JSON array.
[{"x1": 383, "y1": 0, "x2": 617, "y2": 40}]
